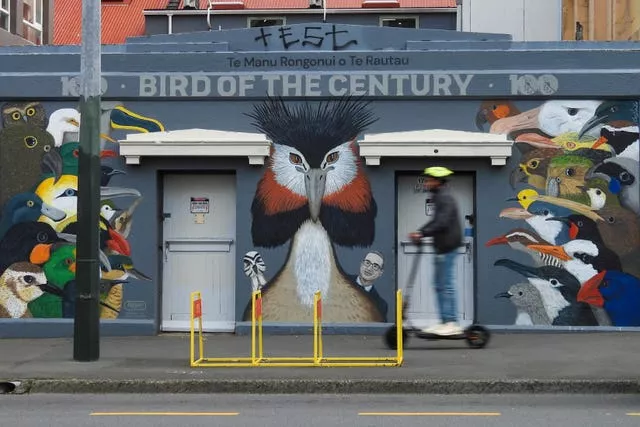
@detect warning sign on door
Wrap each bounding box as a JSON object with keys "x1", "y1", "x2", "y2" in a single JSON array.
[{"x1": 190, "y1": 197, "x2": 210, "y2": 214}]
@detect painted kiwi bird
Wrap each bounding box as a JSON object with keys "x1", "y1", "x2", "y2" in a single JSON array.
[{"x1": 241, "y1": 96, "x2": 383, "y2": 323}]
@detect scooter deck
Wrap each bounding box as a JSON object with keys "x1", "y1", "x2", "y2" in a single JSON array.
[{"x1": 414, "y1": 331, "x2": 467, "y2": 340}]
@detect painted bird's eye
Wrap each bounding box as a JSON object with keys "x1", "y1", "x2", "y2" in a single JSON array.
[
  {"x1": 289, "y1": 153, "x2": 302, "y2": 165},
  {"x1": 607, "y1": 216, "x2": 616, "y2": 224},
  {"x1": 595, "y1": 190, "x2": 602, "y2": 195},
  {"x1": 326, "y1": 152, "x2": 339, "y2": 164},
  {"x1": 543, "y1": 210, "x2": 550, "y2": 216},
  {"x1": 65, "y1": 258, "x2": 73, "y2": 266},
  {"x1": 577, "y1": 221, "x2": 584, "y2": 227},
  {"x1": 26, "y1": 200, "x2": 35, "y2": 208},
  {"x1": 24, "y1": 136, "x2": 38, "y2": 148},
  {"x1": 620, "y1": 172, "x2": 631, "y2": 182},
  {"x1": 518, "y1": 291, "x2": 523, "y2": 296},
  {"x1": 601, "y1": 280, "x2": 609, "y2": 288},
  {"x1": 550, "y1": 279, "x2": 559, "y2": 286},
  {"x1": 11, "y1": 112, "x2": 21, "y2": 121},
  {"x1": 73, "y1": 149, "x2": 80, "y2": 158},
  {"x1": 23, "y1": 275, "x2": 34, "y2": 284},
  {"x1": 610, "y1": 106, "x2": 618, "y2": 113},
  {"x1": 567, "y1": 108, "x2": 579, "y2": 116},
  {"x1": 43, "y1": 145, "x2": 51, "y2": 152},
  {"x1": 64, "y1": 189, "x2": 77, "y2": 197},
  {"x1": 566, "y1": 142, "x2": 576, "y2": 149},
  {"x1": 26, "y1": 107, "x2": 36, "y2": 117},
  {"x1": 36, "y1": 232, "x2": 47, "y2": 243},
  {"x1": 565, "y1": 168, "x2": 575, "y2": 177},
  {"x1": 529, "y1": 160, "x2": 539, "y2": 169}
]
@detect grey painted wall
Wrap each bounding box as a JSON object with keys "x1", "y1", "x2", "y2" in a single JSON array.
[{"x1": 145, "y1": 12, "x2": 456, "y2": 35}]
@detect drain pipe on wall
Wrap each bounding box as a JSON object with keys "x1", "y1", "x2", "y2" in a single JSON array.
[{"x1": 167, "y1": 13, "x2": 173, "y2": 34}]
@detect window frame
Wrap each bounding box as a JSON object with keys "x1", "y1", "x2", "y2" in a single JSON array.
[
  {"x1": 379, "y1": 15, "x2": 419, "y2": 29},
  {"x1": 22, "y1": 0, "x2": 43, "y2": 44},
  {"x1": 247, "y1": 16, "x2": 286, "y2": 28},
  {"x1": 0, "y1": 0, "x2": 10, "y2": 31}
]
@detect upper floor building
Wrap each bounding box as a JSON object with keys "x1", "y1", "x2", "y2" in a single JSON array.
[{"x1": 0, "y1": 0, "x2": 52, "y2": 46}]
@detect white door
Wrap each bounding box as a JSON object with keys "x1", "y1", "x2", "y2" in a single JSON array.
[
  {"x1": 161, "y1": 173, "x2": 236, "y2": 332},
  {"x1": 396, "y1": 173, "x2": 475, "y2": 329}
]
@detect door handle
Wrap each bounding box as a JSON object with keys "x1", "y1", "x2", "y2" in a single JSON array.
[
  {"x1": 465, "y1": 241, "x2": 472, "y2": 262},
  {"x1": 164, "y1": 242, "x2": 169, "y2": 262}
]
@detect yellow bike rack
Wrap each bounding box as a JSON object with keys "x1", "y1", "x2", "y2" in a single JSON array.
[{"x1": 190, "y1": 289, "x2": 404, "y2": 368}]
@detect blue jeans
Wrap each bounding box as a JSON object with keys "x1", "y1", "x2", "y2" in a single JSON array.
[{"x1": 434, "y1": 251, "x2": 458, "y2": 324}]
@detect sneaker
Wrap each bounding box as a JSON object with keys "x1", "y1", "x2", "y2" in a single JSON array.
[
  {"x1": 436, "y1": 322, "x2": 464, "y2": 336},
  {"x1": 421, "y1": 323, "x2": 443, "y2": 334}
]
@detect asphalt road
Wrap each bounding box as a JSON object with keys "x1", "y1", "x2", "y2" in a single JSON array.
[{"x1": 3, "y1": 393, "x2": 640, "y2": 426}]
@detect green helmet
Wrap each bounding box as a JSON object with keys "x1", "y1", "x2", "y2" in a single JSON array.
[{"x1": 423, "y1": 166, "x2": 454, "y2": 178}]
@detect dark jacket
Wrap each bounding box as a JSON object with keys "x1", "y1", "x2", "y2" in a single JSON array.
[{"x1": 419, "y1": 185, "x2": 463, "y2": 254}]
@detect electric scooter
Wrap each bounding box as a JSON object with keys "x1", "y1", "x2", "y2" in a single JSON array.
[{"x1": 383, "y1": 238, "x2": 491, "y2": 350}]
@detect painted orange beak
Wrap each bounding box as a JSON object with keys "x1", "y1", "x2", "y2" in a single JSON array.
[
  {"x1": 69, "y1": 262, "x2": 76, "y2": 273},
  {"x1": 30, "y1": 243, "x2": 52, "y2": 265},
  {"x1": 485, "y1": 235, "x2": 509, "y2": 247},
  {"x1": 592, "y1": 136, "x2": 608, "y2": 150},
  {"x1": 577, "y1": 270, "x2": 606, "y2": 307},
  {"x1": 499, "y1": 207, "x2": 533, "y2": 220},
  {"x1": 527, "y1": 244, "x2": 573, "y2": 261}
]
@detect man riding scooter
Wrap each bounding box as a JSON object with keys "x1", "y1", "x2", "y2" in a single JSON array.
[{"x1": 408, "y1": 166, "x2": 464, "y2": 337}]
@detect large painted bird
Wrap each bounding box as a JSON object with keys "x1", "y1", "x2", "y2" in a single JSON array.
[
  {"x1": 0, "y1": 123, "x2": 56, "y2": 209},
  {"x1": 495, "y1": 282, "x2": 551, "y2": 326},
  {"x1": 588, "y1": 156, "x2": 639, "y2": 216},
  {"x1": 578, "y1": 270, "x2": 640, "y2": 327},
  {"x1": 509, "y1": 144, "x2": 560, "y2": 190},
  {"x1": 46, "y1": 108, "x2": 118, "y2": 147},
  {"x1": 578, "y1": 100, "x2": 639, "y2": 140},
  {"x1": 0, "y1": 192, "x2": 66, "y2": 240},
  {"x1": 490, "y1": 100, "x2": 603, "y2": 140},
  {"x1": 0, "y1": 221, "x2": 74, "y2": 276},
  {"x1": 494, "y1": 258, "x2": 598, "y2": 326},
  {"x1": 475, "y1": 100, "x2": 521, "y2": 131},
  {"x1": 1, "y1": 101, "x2": 48, "y2": 129},
  {"x1": 240, "y1": 96, "x2": 383, "y2": 323},
  {"x1": 0, "y1": 262, "x2": 50, "y2": 318},
  {"x1": 485, "y1": 228, "x2": 561, "y2": 267}
]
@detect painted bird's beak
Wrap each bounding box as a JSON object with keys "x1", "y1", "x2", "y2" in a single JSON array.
[
  {"x1": 109, "y1": 169, "x2": 126, "y2": 178},
  {"x1": 99, "y1": 249, "x2": 112, "y2": 272},
  {"x1": 489, "y1": 106, "x2": 541, "y2": 136},
  {"x1": 305, "y1": 169, "x2": 326, "y2": 223},
  {"x1": 577, "y1": 270, "x2": 606, "y2": 307},
  {"x1": 100, "y1": 187, "x2": 142, "y2": 200},
  {"x1": 100, "y1": 133, "x2": 117, "y2": 143},
  {"x1": 579, "y1": 115, "x2": 607, "y2": 139},
  {"x1": 41, "y1": 149, "x2": 64, "y2": 183},
  {"x1": 514, "y1": 133, "x2": 557, "y2": 148},
  {"x1": 499, "y1": 207, "x2": 533, "y2": 220},
  {"x1": 591, "y1": 135, "x2": 609, "y2": 150},
  {"x1": 485, "y1": 235, "x2": 509, "y2": 247},
  {"x1": 56, "y1": 232, "x2": 77, "y2": 243},
  {"x1": 527, "y1": 244, "x2": 572, "y2": 261},
  {"x1": 107, "y1": 228, "x2": 131, "y2": 256},
  {"x1": 494, "y1": 258, "x2": 542, "y2": 279},
  {"x1": 128, "y1": 268, "x2": 152, "y2": 281},
  {"x1": 509, "y1": 168, "x2": 528, "y2": 190},
  {"x1": 38, "y1": 282, "x2": 64, "y2": 297},
  {"x1": 494, "y1": 291, "x2": 512, "y2": 299},
  {"x1": 40, "y1": 201, "x2": 66, "y2": 222}
]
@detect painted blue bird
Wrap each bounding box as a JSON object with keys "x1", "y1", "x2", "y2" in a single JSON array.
[
  {"x1": 579, "y1": 100, "x2": 639, "y2": 140},
  {"x1": 578, "y1": 270, "x2": 640, "y2": 327},
  {"x1": 0, "y1": 192, "x2": 66, "y2": 240}
]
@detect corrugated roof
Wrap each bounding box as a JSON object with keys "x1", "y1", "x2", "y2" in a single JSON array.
[{"x1": 53, "y1": 0, "x2": 456, "y2": 45}]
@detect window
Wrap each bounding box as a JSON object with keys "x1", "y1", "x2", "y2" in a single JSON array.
[
  {"x1": 0, "y1": 0, "x2": 9, "y2": 31},
  {"x1": 22, "y1": 0, "x2": 43, "y2": 44},
  {"x1": 380, "y1": 16, "x2": 418, "y2": 28},
  {"x1": 248, "y1": 17, "x2": 285, "y2": 28}
]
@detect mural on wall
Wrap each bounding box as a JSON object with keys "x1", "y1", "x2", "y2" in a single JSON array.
[
  {"x1": 240, "y1": 96, "x2": 386, "y2": 323},
  {"x1": 482, "y1": 99, "x2": 640, "y2": 327},
  {"x1": 0, "y1": 101, "x2": 161, "y2": 319}
]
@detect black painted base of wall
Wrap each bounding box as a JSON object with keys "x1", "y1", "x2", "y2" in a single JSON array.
[{"x1": 0, "y1": 319, "x2": 157, "y2": 338}]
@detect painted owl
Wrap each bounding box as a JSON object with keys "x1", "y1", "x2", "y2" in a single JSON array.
[
  {"x1": 1, "y1": 102, "x2": 49, "y2": 130},
  {"x1": 241, "y1": 96, "x2": 384, "y2": 323}
]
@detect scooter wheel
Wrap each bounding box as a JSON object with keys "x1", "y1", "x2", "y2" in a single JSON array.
[
  {"x1": 384, "y1": 326, "x2": 408, "y2": 350},
  {"x1": 464, "y1": 325, "x2": 490, "y2": 349}
]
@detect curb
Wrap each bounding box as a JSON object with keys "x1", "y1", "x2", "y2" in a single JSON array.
[{"x1": 10, "y1": 379, "x2": 640, "y2": 395}]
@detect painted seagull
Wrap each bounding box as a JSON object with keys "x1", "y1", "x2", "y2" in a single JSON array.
[
  {"x1": 495, "y1": 282, "x2": 551, "y2": 326},
  {"x1": 494, "y1": 259, "x2": 598, "y2": 326}
]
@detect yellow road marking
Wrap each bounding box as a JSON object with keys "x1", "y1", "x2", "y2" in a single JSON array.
[
  {"x1": 627, "y1": 413, "x2": 640, "y2": 416},
  {"x1": 90, "y1": 412, "x2": 239, "y2": 416},
  {"x1": 358, "y1": 412, "x2": 501, "y2": 416}
]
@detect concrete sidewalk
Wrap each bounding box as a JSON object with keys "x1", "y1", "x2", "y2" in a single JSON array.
[{"x1": 1, "y1": 332, "x2": 639, "y2": 394}]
